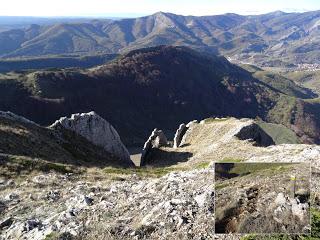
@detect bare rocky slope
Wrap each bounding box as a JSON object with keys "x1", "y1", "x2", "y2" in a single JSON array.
[{"x1": 1, "y1": 113, "x2": 320, "y2": 239}]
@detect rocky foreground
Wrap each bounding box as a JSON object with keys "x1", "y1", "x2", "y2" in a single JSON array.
[
  {"x1": 1, "y1": 113, "x2": 320, "y2": 239},
  {"x1": 0, "y1": 168, "x2": 214, "y2": 240}
]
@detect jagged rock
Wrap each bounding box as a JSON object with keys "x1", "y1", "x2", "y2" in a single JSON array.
[
  {"x1": 84, "y1": 196, "x2": 94, "y2": 206},
  {"x1": 46, "y1": 191, "x2": 60, "y2": 202},
  {"x1": 275, "y1": 193, "x2": 286, "y2": 205},
  {"x1": 291, "y1": 199, "x2": 307, "y2": 221},
  {"x1": 50, "y1": 111, "x2": 132, "y2": 165},
  {"x1": 140, "y1": 128, "x2": 168, "y2": 166},
  {"x1": 186, "y1": 120, "x2": 198, "y2": 128},
  {"x1": 25, "y1": 219, "x2": 42, "y2": 232},
  {"x1": 173, "y1": 124, "x2": 188, "y2": 148},
  {"x1": 0, "y1": 217, "x2": 13, "y2": 230},
  {"x1": 235, "y1": 123, "x2": 275, "y2": 147},
  {"x1": 4, "y1": 193, "x2": 19, "y2": 201}
]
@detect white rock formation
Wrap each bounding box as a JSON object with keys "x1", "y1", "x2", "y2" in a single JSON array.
[
  {"x1": 186, "y1": 120, "x2": 198, "y2": 128},
  {"x1": 140, "y1": 128, "x2": 168, "y2": 166},
  {"x1": 173, "y1": 123, "x2": 188, "y2": 148},
  {"x1": 50, "y1": 111, "x2": 131, "y2": 164}
]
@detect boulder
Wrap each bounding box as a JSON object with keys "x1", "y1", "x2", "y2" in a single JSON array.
[
  {"x1": 50, "y1": 112, "x2": 131, "y2": 164},
  {"x1": 275, "y1": 193, "x2": 286, "y2": 206},
  {"x1": 140, "y1": 129, "x2": 168, "y2": 166},
  {"x1": 173, "y1": 124, "x2": 188, "y2": 148}
]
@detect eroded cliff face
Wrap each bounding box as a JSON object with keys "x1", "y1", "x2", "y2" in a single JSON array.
[{"x1": 50, "y1": 111, "x2": 132, "y2": 166}]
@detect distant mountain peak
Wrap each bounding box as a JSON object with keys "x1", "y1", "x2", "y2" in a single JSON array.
[
  {"x1": 266, "y1": 10, "x2": 288, "y2": 16},
  {"x1": 152, "y1": 11, "x2": 173, "y2": 17},
  {"x1": 0, "y1": 10, "x2": 319, "y2": 66}
]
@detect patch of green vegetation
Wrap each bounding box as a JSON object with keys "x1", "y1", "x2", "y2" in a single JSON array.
[
  {"x1": 311, "y1": 208, "x2": 320, "y2": 238},
  {"x1": 240, "y1": 64, "x2": 263, "y2": 73},
  {"x1": 194, "y1": 161, "x2": 211, "y2": 169},
  {"x1": 229, "y1": 163, "x2": 294, "y2": 177},
  {"x1": 252, "y1": 70, "x2": 314, "y2": 99},
  {"x1": 267, "y1": 95, "x2": 298, "y2": 126},
  {"x1": 240, "y1": 234, "x2": 312, "y2": 240},
  {"x1": 44, "y1": 232, "x2": 59, "y2": 240},
  {"x1": 217, "y1": 158, "x2": 243, "y2": 163},
  {"x1": 284, "y1": 70, "x2": 320, "y2": 95},
  {"x1": 104, "y1": 166, "x2": 188, "y2": 178},
  {"x1": 44, "y1": 232, "x2": 73, "y2": 240},
  {"x1": 215, "y1": 183, "x2": 229, "y2": 190},
  {"x1": 257, "y1": 121, "x2": 301, "y2": 144},
  {"x1": 1, "y1": 155, "x2": 75, "y2": 176},
  {"x1": 305, "y1": 98, "x2": 320, "y2": 104},
  {"x1": 241, "y1": 235, "x2": 258, "y2": 240}
]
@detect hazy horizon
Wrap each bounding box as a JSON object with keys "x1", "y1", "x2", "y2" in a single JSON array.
[
  {"x1": 0, "y1": 9, "x2": 319, "y2": 20},
  {"x1": 0, "y1": 0, "x2": 319, "y2": 18}
]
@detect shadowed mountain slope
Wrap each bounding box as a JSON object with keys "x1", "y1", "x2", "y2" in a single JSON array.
[{"x1": 0, "y1": 46, "x2": 319, "y2": 146}]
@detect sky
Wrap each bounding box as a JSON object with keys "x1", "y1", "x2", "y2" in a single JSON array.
[{"x1": 0, "y1": 0, "x2": 319, "y2": 17}]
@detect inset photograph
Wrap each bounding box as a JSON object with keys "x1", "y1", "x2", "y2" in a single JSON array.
[{"x1": 215, "y1": 162, "x2": 310, "y2": 234}]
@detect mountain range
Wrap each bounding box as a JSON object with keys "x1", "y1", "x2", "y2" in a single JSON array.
[
  {"x1": 0, "y1": 11, "x2": 319, "y2": 66},
  {"x1": 0, "y1": 45, "x2": 319, "y2": 146}
]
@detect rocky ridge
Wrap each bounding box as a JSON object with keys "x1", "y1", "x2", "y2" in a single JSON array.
[
  {"x1": 142, "y1": 117, "x2": 320, "y2": 167},
  {"x1": 50, "y1": 111, "x2": 132, "y2": 165},
  {"x1": 0, "y1": 111, "x2": 133, "y2": 168}
]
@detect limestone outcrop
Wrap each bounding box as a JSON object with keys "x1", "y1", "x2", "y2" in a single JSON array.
[
  {"x1": 50, "y1": 111, "x2": 132, "y2": 165},
  {"x1": 173, "y1": 124, "x2": 188, "y2": 148},
  {"x1": 140, "y1": 128, "x2": 168, "y2": 166}
]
